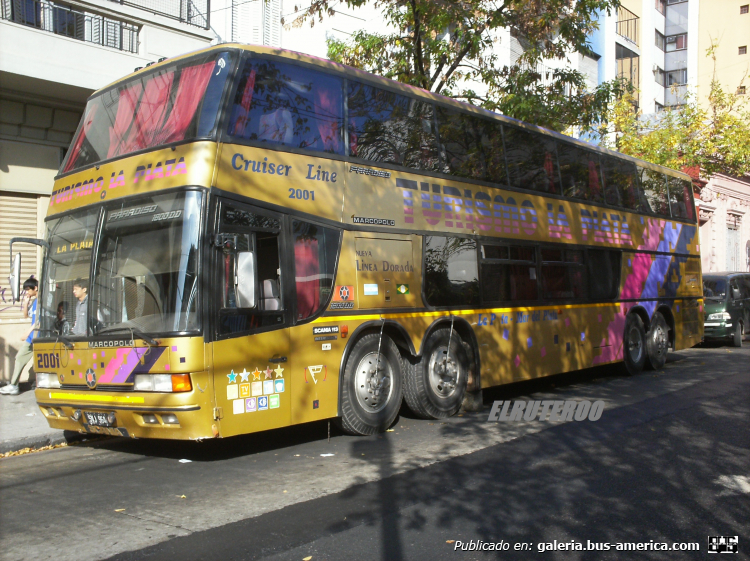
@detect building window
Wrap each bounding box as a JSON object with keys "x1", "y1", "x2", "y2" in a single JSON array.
[
  {"x1": 666, "y1": 69, "x2": 687, "y2": 86},
  {"x1": 655, "y1": 0, "x2": 665, "y2": 14},
  {"x1": 666, "y1": 33, "x2": 687, "y2": 51},
  {"x1": 666, "y1": 0, "x2": 687, "y2": 4},
  {"x1": 740, "y1": 46, "x2": 748, "y2": 55},
  {"x1": 738, "y1": 86, "x2": 747, "y2": 95},
  {"x1": 655, "y1": 67, "x2": 666, "y2": 86},
  {"x1": 740, "y1": 4, "x2": 749, "y2": 14},
  {"x1": 655, "y1": 101, "x2": 665, "y2": 112},
  {"x1": 655, "y1": 30, "x2": 665, "y2": 51}
]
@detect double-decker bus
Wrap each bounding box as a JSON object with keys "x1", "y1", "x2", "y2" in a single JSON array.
[{"x1": 8, "y1": 44, "x2": 703, "y2": 439}]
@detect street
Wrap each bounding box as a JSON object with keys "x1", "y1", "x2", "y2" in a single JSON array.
[{"x1": 1, "y1": 344, "x2": 748, "y2": 561}]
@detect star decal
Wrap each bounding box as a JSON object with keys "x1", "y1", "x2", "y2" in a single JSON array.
[
  {"x1": 227, "y1": 370, "x2": 237, "y2": 383},
  {"x1": 264, "y1": 367, "x2": 273, "y2": 379},
  {"x1": 239, "y1": 368, "x2": 250, "y2": 382},
  {"x1": 274, "y1": 365, "x2": 284, "y2": 378},
  {"x1": 252, "y1": 367, "x2": 261, "y2": 381}
]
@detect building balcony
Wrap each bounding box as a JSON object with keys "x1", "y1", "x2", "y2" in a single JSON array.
[
  {"x1": 616, "y1": 6, "x2": 639, "y2": 47},
  {"x1": 2, "y1": 0, "x2": 139, "y2": 53}
]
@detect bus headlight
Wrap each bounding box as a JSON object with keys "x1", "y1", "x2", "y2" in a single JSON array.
[
  {"x1": 37, "y1": 373, "x2": 60, "y2": 389},
  {"x1": 707, "y1": 312, "x2": 731, "y2": 321},
  {"x1": 133, "y1": 374, "x2": 192, "y2": 392}
]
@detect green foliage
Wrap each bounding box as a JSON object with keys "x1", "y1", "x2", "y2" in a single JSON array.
[
  {"x1": 291, "y1": 0, "x2": 626, "y2": 133},
  {"x1": 598, "y1": 45, "x2": 750, "y2": 177}
]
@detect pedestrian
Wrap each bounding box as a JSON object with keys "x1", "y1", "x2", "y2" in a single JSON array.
[
  {"x1": 72, "y1": 279, "x2": 88, "y2": 336},
  {"x1": 1, "y1": 277, "x2": 38, "y2": 395}
]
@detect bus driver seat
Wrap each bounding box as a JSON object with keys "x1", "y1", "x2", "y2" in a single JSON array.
[{"x1": 262, "y1": 279, "x2": 281, "y2": 310}]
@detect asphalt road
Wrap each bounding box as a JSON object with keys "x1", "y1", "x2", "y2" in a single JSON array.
[{"x1": 1, "y1": 343, "x2": 748, "y2": 561}]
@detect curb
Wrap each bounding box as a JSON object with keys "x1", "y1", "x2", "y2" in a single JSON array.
[{"x1": 0, "y1": 431, "x2": 86, "y2": 455}]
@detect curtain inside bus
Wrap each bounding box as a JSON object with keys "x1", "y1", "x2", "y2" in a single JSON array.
[{"x1": 62, "y1": 51, "x2": 233, "y2": 173}]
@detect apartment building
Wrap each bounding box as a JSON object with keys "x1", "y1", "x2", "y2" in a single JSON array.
[{"x1": 592, "y1": 0, "x2": 750, "y2": 273}]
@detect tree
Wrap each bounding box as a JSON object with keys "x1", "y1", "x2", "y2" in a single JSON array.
[
  {"x1": 287, "y1": 0, "x2": 626, "y2": 133},
  {"x1": 598, "y1": 44, "x2": 750, "y2": 178}
]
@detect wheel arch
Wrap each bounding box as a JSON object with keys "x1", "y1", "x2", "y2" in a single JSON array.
[
  {"x1": 656, "y1": 305, "x2": 676, "y2": 349},
  {"x1": 628, "y1": 305, "x2": 651, "y2": 332},
  {"x1": 336, "y1": 320, "x2": 416, "y2": 417},
  {"x1": 421, "y1": 316, "x2": 481, "y2": 392}
]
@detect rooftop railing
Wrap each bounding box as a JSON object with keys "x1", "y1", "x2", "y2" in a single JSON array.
[
  {"x1": 2, "y1": 0, "x2": 139, "y2": 53},
  {"x1": 105, "y1": 0, "x2": 209, "y2": 29}
]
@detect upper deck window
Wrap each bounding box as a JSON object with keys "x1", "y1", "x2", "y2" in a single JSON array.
[
  {"x1": 62, "y1": 51, "x2": 233, "y2": 174},
  {"x1": 436, "y1": 107, "x2": 506, "y2": 184},
  {"x1": 228, "y1": 59, "x2": 345, "y2": 155},
  {"x1": 503, "y1": 126, "x2": 560, "y2": 194},
  {"x1": 348, "y1": 81, "x2": 440, "y2": 171}
]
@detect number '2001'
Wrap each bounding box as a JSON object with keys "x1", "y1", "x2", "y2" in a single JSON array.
[
  {"x1": 288, "y1": 189, "x2": 314, "y2": 201},
  {"x1": 37, "y1": 352, "x2": 61, "y2": 369}
]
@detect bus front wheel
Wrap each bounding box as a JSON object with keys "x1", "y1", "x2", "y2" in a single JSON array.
[
  {"x1": 404, "y1": 327, "x2": 468, "y2": 419},
  {"x1": 645, "y1": 311, "x2": 669, "y2": 370},
  {"x1": 623, "y1": 313, "x2": 647, "y2": 375},
  {"x1": 338, "y1": 333, "x2": 404, "y2": 436}
]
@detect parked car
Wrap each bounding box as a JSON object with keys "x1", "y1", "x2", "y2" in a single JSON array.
[{"x1": 703, "y1": 272, "x2": 750, "y2": 347}]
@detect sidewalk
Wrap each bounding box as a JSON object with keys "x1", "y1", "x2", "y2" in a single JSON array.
[{"x1": 0, "y1": 384, "x2": 69, "y2": 454}]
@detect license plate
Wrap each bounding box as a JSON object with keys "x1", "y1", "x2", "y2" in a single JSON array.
[{"x1": 84, "y1": 411, "x2": 114, "y2": 427}]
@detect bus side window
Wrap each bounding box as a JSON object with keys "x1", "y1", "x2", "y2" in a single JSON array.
[
  {"x1": 540, "y1": 248, "x2": 586, "y2": 300},
  {"x1": 638, "y1": 168, "x2": 670, "y2": 217},
  {"x1": 503, "y1": 126, "x2": 560, "y2": 194},
  {"x1": 217, "y1": 203, "x2": 285, "y2": 336},
  {"x1": 480, "y1": 243, "x2": 539, "y2": 303},
  {"x1": 292, "y1": 220, "x2": 341, "y2": 322},
  {"x1": 601, "y1": 156, "x2": 640, "y2": 209},
  {"x1": 423, "y1": 236, "x2": 480, "y2": 307},
  {"x1": 556, "y1": 143, "x2": 602, "y2": 204},
  {"x1": 227, "y1": 59, "x2": 345, "y2": 155},
  {"x1": 667, "y1": 176, "x2": 690, "y2": 219},
  {"x1": 347, "y1": 81, "x2": 440, "y2": 172},
  {"x1": 588, "y1": 249, "x2": 621, "y2": 300}
]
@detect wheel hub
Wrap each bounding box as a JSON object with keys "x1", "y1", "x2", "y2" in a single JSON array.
[
  {"x1": 429, "y1": 346, "x2": 460, "y2": 398},
  {"x1": 354, "y1": 352, "x2": 393, "y2": 413},
  {"x1": 628, "y1": 327, "x2": 643, "y2": 362}
]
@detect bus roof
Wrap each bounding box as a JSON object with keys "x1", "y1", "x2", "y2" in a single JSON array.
[{"x1": 93, "y1": 43, "x2": 692, "y2": 182}]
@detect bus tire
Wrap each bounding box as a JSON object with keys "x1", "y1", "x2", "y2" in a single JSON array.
[
  {"x1": 623, "y1": 313, "x2": 647, "y2": 375},
  {"x1": 645, "y1": 311, "x2": 669, "y2": 370},
  {"x1": 732, "y1": 322, "x2": 742, "y2": 348},
  {"x1": 404, "y1": 327, "x2": 468, "y2": 419},
  {"x1": 337, "y1": 333, "x2": 404, "y2": 436}
]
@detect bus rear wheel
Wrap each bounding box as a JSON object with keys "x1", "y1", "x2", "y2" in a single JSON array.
[
  {"x1": 338, "y1": 333, "x2": 404, "y2": 436},
  {"x1": 623, "y1": 313, "x2": 647, "y2": 375},
  {"x1": 404, "y1": 327, "x2": 468, "y2": 419},
  {"x1": 645, "y1": 311, "x2": 669, "y2": 370}
]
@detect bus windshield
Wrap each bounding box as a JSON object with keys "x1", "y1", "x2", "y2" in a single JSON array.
[
  {"x1": 61, "y1": 51, "x2": 234, "y2": 174},
  {"x1": 91, "y1": 191, "x2": 203, "y2": 335}
]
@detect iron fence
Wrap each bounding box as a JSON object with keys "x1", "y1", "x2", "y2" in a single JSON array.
[
  {"x1": 2, "y1": 0, "x2": 139, "y2": 53},
  {"x1": 106, "y1": 0, "x2": 208, "y2": 29}
]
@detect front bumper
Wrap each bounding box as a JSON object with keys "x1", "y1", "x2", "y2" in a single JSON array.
[
  {"x1": 35, "y1": 376, "x2": 216, "y2": 440},
  {"x1": 703, "y1": 322, "x2": 733, "y2": 339}
]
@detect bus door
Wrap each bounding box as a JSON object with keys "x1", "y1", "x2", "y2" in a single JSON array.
[{"x1": 211, "y1": 199, "x2": 293, "y2": 437}]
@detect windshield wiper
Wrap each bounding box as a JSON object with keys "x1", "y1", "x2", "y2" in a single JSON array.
[{"x1": 97, "y1": 326, "x2": 159, "y2": 346}]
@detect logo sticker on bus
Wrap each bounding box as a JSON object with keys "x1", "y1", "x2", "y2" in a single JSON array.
[
  {"x1": 245, "y1": 397, "x2": 257, "y2": 413},
  {"x1": 258, "y1": 396, "x2": 269, "y2": 410},
  {"x1": 333, "y1": 286, "x2": 353, "y2": 301},
  {"x1": 305, "y1": 365, "x2": 327, "y2": 384}
]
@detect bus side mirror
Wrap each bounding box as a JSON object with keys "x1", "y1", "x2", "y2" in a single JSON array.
[
  {"x1": 9, "y1": 253, "x2": 21, "y2": 303},
  {"x1": 732, "y1": 288, "x2": 741, "y2": 300},
  {"x1": 236, "y1": 251, "x2": 257, "y2": 308}
]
